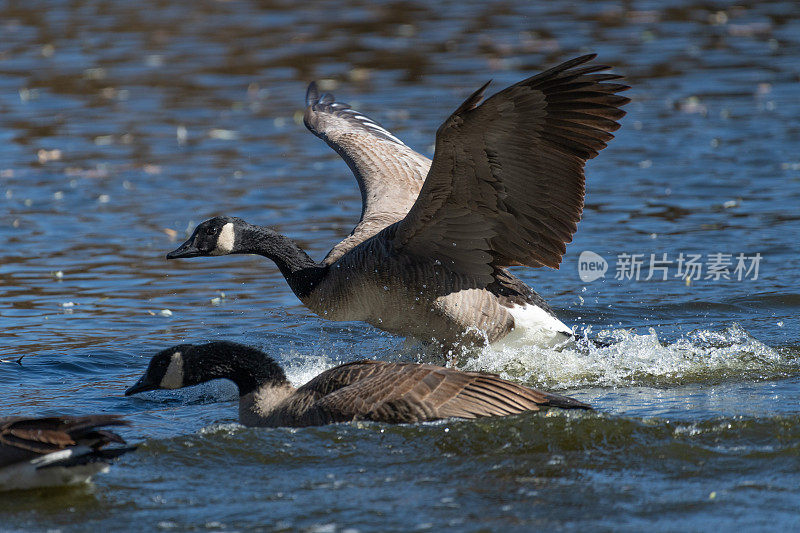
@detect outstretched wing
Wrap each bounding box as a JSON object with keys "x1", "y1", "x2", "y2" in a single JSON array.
[
  {"x1": 290, "y1": 361, "x2": 590, "y2": 426},
  {"x1": 304, "y1": 83, "x2": 431, "y2": 264},
  {"x1": 392, "y1": 54, "x2": 630, "y2": 284}
]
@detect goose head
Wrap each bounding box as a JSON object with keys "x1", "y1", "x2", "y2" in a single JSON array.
[
  {"x1": 165, "y1": 217, "x2": 321, "y2": 299},
  {"x1": 167, "y1": 216, "x2": 246, "y2": 259},
  {"x1": 125, "y1": 341, "x2": 288, "y2": 397},
  {"x1": 125, "y1": 343, "x2": 196, "y2": 394}
]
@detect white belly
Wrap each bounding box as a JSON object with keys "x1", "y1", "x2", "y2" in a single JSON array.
[
  {"x1": 507, "y1": 303, "x2": 571, "y2": 334},
  {"x1": 502, "y1": 303, "x2": 573, "y2": 347}
]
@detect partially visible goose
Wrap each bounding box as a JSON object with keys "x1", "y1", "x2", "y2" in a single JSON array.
[
  {"x1": 167, "y1": 54, "x2": 629, "y2": 346},
  {"x1": 0, "y1": 415, "x2": 134, "y2": 491},
  {"x1": 125, "y1": 341, "x2": 591, "y2": 427}
]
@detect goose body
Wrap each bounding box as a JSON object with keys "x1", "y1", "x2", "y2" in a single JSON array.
[
  {"x1": 126, "y1": 341, "x2": 591, "y2": 427},
  {"x1": 305, "y1": 224, "x2": 574, "y2": 344},
  {"x1": 168, "y1": 55, "x2": 629, "y2": 346},
  {"x1": 0, "y1": 415, "x2": 134, "y2": 491}
]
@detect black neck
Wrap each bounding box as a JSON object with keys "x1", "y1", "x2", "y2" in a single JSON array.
[
  {"x1": 185, "y1": 341, "x2": 288, "y2": 396},
  {"x1": 236, "y1": 224, "x2": 328, "y2": 299}
]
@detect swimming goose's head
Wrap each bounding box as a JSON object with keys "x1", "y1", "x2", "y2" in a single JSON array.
[
  {"x1": 167, "y1": 216, "x2": 245, "y2": 259},
  {"x1": 125, "y1": 343, "x2": 196, "y2": 394},
  {"x1": 125, "y1": 341, "x2": 288, "y2": 397}
]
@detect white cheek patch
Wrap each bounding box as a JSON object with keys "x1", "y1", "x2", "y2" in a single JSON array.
[
  {"x1": 159, "y1": 352, "x2": 184, "y2": 389},
  {"x1": 211, "y1": 222, "x2": 235, "y2": 256}
]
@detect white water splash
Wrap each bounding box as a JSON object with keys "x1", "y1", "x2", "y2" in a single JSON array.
[
  {"x1": 461, "y1": 323, "x2": 789, "y2": 389},
  {"x1": 264, "y1": 324, "x2": 791, "y2": 392},
  {"x1": 280, "y1": 351, "x2": 339, "y2": 387}
]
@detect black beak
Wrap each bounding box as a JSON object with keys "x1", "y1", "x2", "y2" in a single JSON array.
[
  {"x1": 125, "y1": 376, "x2": 159, "y2": 396},
  {"x1": 166, "y1": 238, "x2": 201, "y2": 259}
]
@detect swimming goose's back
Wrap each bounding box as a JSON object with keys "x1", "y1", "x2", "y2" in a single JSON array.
[
  {"x1": 264, "y1": 359, "x2": 590, "y2": 427},
  {"x1": 0, "y1": 415, "x2": 133, "y2": 491}
]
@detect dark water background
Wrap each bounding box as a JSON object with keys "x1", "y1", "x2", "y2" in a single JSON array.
[{"x1": 1, "y1": 0, "x2": 800, "y2": 530}]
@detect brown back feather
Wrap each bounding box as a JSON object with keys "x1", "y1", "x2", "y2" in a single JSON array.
[
  {"x1": 0, "y1": 415, "x2": 129, "y2": 467},
  {"x1": 276, "y1": 361, "x2": 589, "y2": 426}
]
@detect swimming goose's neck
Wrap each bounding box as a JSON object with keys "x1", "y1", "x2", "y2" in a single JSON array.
[
  {"x1": 237, "y1": 224, "x2": 328, "y2": 298},
  {"x1": 186, "y1": 342, "x2": 289, "y2": 397}
]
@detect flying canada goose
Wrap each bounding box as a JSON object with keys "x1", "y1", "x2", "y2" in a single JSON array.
[
  {"x1": 125, "y1": 341, "x2": 591, "y2": 427},
  {"x1": 0, "y1": 415, "x2": 134, "y2": 491},
  {"x1": 167, "y1": 54, "x2": 629, "y2": 346}
]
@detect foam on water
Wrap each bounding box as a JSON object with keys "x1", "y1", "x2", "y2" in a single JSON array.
[
  {"x1": 460, "y1": 323, "x2": 794, "y2": 389},
  {"x1": 279, "y1": 350, "x2": 339, "y2": 387}
]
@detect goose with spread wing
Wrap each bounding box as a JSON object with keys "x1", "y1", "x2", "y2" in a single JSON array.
[
  {"x1": 126, "y1": 341, "x2": 590, "y2": 426},
  {"x1": 167, "y1": 54, "x2": 629, "y2": 346}
]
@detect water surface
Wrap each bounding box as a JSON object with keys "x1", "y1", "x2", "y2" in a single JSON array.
[{"x1": 2, "y1": 0, "x2": 800, "y2": 530}]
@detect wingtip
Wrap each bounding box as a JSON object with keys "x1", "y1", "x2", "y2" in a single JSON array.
[
  {"x1": 454, "y1": 79, "x2": 492, "y2": 115},
  {"x1": 559, "y1": 53, "x2": 600, "y2": 71},
  {"x1": 534, "y1": 53, "x2": 611, "y2": 81},
  {"x1": 544, "y1": 391, "x2": 593, "y2": 410},
  {"x1": 305, "y1": 81, "x2": 319, "y2": 107}
]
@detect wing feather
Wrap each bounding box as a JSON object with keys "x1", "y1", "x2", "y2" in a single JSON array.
[
  {"x1": 0, "y1": 415, "x2": 129, "y2": 468},
  {"x1": 391, "y1": 54, "x2": 628, "y2": 281},
  {"x1": 291, "y1": 362, "x2": 590, "y2": 425},
  {"x1": 304, "y1": 83, "x2": 432, "y2": 264}
]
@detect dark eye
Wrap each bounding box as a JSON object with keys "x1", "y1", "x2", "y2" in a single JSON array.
[{"x1": 204, "y1": 226, "x2": 215, "y2": 236}]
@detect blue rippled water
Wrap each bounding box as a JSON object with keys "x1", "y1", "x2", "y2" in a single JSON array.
[{"x1": 1, "y1": 0, "x2": 800, "y2": 531}]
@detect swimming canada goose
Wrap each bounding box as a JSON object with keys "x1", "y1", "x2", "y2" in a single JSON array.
[
  {"x1": 0, "y1": 415, "x2": 134, "y2": 491},
  {"x1": 167, "y1": 54, "x2": 629, "y2": 346},
  {"x1": 125, "y1": 341, "x2": 591, "y2": 427}
]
